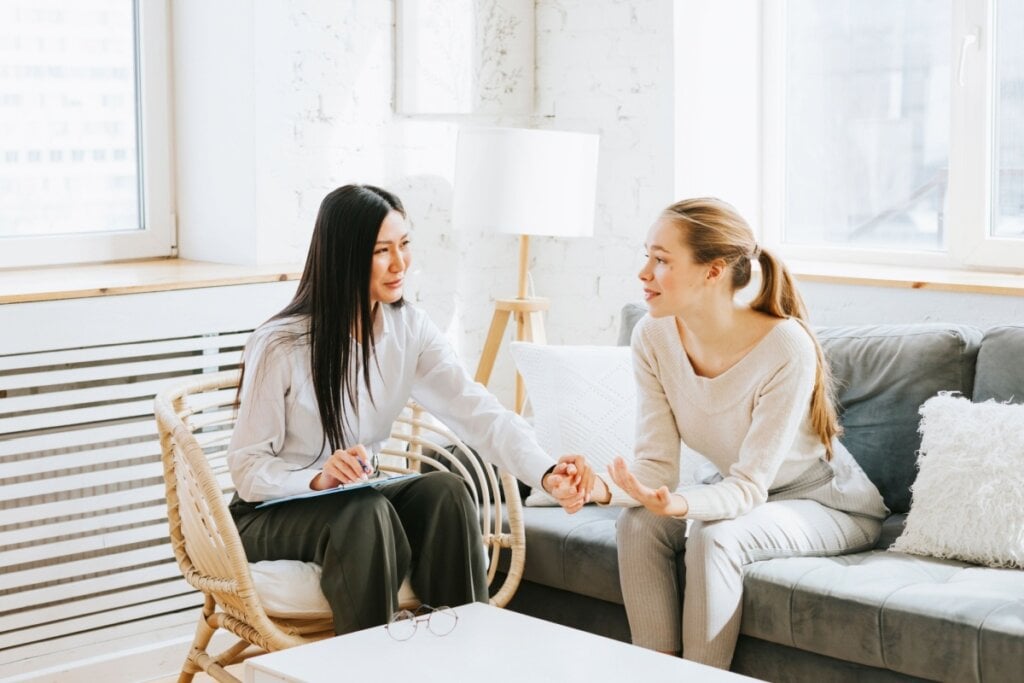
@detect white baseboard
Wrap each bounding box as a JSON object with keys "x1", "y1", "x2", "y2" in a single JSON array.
[{"x1": 0, "y1": 617, "x2": 238, "y2": 683}]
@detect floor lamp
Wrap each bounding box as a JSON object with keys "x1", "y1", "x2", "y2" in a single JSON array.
[{"x1": 453, "y1": 127, "x2": 599, "y2": 412}]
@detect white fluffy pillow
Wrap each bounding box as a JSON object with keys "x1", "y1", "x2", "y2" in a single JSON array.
[
  {"x1": 509, "y1": 343, "x2": 636, "y2": 505},
  {"x1": 891, "y1": 393, "x2": 1024, "y2": 568}
]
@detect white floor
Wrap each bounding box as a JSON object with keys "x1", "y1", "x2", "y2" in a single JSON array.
[{"x1": 0, "y1": 618, "x2": 240, "y2": 683}]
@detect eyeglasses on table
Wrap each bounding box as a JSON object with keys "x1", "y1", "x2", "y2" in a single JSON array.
[{"x1": 385, "y1": 604, "x2": 458, "y2": 641}]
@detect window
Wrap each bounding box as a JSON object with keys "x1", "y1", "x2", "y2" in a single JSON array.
[
  {"x1": 761, "y1": 0, "x2": 1024, "y2": 270},
  {"x1": 993, "y1": 0, "x2": 1024, "y2": 240},
  {"x1": 0, "y1": 0, "x2": 173, "y2": 268}
]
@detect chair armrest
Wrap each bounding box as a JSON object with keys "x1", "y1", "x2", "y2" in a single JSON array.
[{"x1": 384, "y1": 402, "x2": 526, "y2": 607}]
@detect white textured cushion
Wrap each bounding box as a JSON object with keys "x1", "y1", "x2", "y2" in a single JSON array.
[
  {"x1": 249, "y1": 560, "x2": 417, "y2": 618},
  {"x1": 892, "y1": 393, "x2": 1024, "y2": 569},
  {"x1": 509, "y1": 343, "x2": 636, "y2": 505}
]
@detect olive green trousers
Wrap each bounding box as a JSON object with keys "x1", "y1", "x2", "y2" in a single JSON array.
[{"x1": 230, "y1": 471, "x2": 487, "y2": 634}]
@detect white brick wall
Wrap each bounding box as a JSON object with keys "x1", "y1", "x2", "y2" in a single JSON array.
[
  {"x1": 173, "y1": 0, "x2": 674, "y2": 405},
  {"x1": 533, "y1": 0, "x2": 674, "y2": 347}
]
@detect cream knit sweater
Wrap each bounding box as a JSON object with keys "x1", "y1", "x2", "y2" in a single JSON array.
[{"x1": 603, "y1": 315, "x2": 888, "y2": 521}]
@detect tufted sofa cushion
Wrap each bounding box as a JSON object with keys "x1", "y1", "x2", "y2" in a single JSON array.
[
  {"x1": 818, "y1": 324, "x2": 983, "y2": 513},
  {"x1": 974, "y1": 324, "x2": 1024, "y2": 404},
  {"x1": 741, "y1": 551, "x2": 1024, "y2": 683},
  {"x1": 517, "y1": 506, "x2": 624, "y2": 604},
  {"x1": 618, "y1": 303, "x2": 648, "y2": 346},
  {"x1": 517, "y1": 508, "x2": 907, "y2": 606}
]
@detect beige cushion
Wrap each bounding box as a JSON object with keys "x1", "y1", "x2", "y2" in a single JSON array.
[{"x1": 249, "y1": 560, "x2": 417, "y2": 618}]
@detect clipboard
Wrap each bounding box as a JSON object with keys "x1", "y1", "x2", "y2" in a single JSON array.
[{"x1": 254, "y1": 472, "x2": 420, "y2": 509}]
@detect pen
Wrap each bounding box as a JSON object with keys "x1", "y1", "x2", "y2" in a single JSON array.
[{"x1": 356, "y1": 457, "x2": 372, "y2": 475}]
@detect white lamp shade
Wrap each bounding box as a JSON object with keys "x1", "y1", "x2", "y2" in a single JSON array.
[{"x1": 453, "y1": 127, "x2": 599, "y2": 237}]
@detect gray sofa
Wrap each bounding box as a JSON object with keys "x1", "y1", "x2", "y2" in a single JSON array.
[{"x1": 502, "y1": 305, "x2": 1024, "y2": 682}]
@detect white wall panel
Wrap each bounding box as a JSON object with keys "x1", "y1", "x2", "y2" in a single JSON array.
[{"x1": 0, "y1": 283, "x2": 293, "y2": 670}]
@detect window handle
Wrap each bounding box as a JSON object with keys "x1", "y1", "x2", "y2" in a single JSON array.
[{"x1": 957, "y1": 28, "x2": 980, "y2": 87}]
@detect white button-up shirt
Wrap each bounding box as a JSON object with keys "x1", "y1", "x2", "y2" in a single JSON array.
[{"x1": 227, "y1": 302, "x2": 554, "y2": 502}]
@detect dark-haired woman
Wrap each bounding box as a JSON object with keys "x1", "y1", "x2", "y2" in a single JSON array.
[
  {"x1": 227, "y1": 184, "x2": 588, "y2": 635},
  {"x1": 584, "y1": 198, "x2": 887, "y2": 668}
]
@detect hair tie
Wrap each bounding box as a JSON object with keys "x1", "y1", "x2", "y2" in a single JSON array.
[{"x1": 751, "y1": 244, "x2": 762, "y2": 260}]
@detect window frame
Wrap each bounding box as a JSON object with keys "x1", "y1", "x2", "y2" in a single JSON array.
[
  {"x1": 759, "y1": 0, "x2": 1024, "y2": 272},
  {"x1": 0, "y1": 0, "x2": 175, "y2": 269}
]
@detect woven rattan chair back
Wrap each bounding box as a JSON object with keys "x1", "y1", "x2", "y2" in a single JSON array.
[
  {"x1": 155, "y1": 368, "x2": 526, "y2": 682},
  {"x1": 156, "y1": 369, "x2": 330, "y2": 682}
]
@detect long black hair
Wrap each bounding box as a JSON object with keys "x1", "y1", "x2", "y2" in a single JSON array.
[{"x1": 240, "y1": 184, "x2": 406, "y2": 454}]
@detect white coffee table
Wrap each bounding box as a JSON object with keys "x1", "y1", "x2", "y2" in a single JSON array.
[{"x1": 243, "y1": 602, "x2": 761, "y2": 682}]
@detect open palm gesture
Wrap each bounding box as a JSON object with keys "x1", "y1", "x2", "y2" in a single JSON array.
[{"x1": 607, "y1": 457, "x2": 688, "y2": 517}]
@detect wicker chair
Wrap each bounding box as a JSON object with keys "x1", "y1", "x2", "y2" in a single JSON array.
[{"x1": 155, "y1": 369, "x2": 527, "y2": 683}]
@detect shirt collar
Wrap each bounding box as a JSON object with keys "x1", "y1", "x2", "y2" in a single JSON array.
[{"x1": 372, "y1": 303, "x2": 391, "y2": 340}]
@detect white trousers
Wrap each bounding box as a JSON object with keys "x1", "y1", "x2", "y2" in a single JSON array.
[{"x1": 616, "y1": 499, "x2": 880, "y2": 669}]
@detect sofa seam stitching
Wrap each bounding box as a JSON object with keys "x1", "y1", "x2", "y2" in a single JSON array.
[
  {"x1": 559, "y1": 519, "x2": 616, "y2": 588},
  {"x1": 974, "y1": 601, "x2": 1013, "y2": 683},
  {"x1": 780, "y1": 563, "x2": 827, "y2": 649},
  {"x1": 876, "y1": 582, "x2": 914, "y2": 673}
]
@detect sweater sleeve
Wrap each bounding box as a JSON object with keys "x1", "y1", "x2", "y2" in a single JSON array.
[
  {"x1": 680, "y1": 333, "x2": 817, "y2": 520},
  {"x1": 409, "y1": 313, "x2": 555, "y2": 492},
  {"x1": 227, "y1": 329, "x2": 320, "y2": 502},
  {"x1": 599, "y1": 321, "x2": 682, "y2": 507}
]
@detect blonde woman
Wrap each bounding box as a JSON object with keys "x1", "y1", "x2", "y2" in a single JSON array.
[{"x1": 586, "y1": 198, "x2": 888, "y2": 668}]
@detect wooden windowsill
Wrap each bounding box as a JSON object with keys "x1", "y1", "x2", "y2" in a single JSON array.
[
  {"x1": 787, "y1": 260, "x2": 1024, "y2": 297},
  {"x1": 0, "y1": 258, "x2": 304, "y2": 305},
  {"x1": 1, "y1": 257, "x2": 1022, "y2": 306}
]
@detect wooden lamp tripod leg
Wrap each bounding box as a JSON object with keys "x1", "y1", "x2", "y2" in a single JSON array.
[
  {"x1": 475, "y1": 308, "x2": 512, "y2": 386},
  {"x1": 473, "y1": 234, "x2": 549, "y2": 414},
  {"x1": 474, "y1": 300, "x2": 548, "y2": 413}
]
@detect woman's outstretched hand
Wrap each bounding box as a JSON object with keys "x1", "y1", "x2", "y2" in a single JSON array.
[
  {"x1": 312, "y1": 444, "x2": 375, "y2": 490},
  {"x1": 607, "y1": 456, "x2": 688, "y2": 517}
]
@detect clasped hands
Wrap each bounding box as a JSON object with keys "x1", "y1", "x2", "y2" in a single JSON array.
[
  {"x1": 541, "y1": 455, "x2": 595, "y2": 514},
  {"x1": 546, "y1": 455, "x2": 689, "y2": 517}
]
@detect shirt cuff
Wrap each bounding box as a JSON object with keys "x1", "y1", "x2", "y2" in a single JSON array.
[{"x1": 244, "y1": 468, "x2": 320, "y2": 502}]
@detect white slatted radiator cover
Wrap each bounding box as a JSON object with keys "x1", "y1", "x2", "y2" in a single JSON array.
[{"x1": 0, "y1": 282, "x2": 296, "y2": 672}]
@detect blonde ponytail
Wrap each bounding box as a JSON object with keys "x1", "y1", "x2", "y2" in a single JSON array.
[
  {"x1": 751, "y1": 248, "x2": 841, "y2": 460},
  {"x1": 750, "y1": 249, "x2": 807, "y2": 320}
]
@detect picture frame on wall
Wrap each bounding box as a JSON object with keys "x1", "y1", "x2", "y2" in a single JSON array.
[{"x1": 394, "y1": 0, "x2": 534, "y2": 115}]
